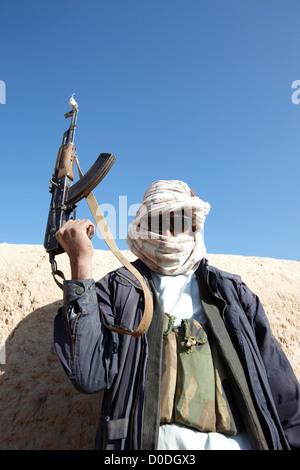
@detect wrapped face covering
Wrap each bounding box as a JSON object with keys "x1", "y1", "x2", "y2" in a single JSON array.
[{"x1": 126, "y1": 180, "x2": 211, "y2": 275}]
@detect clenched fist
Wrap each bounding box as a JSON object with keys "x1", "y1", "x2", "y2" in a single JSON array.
[{"x1": 56, "y1": 219, "x2": 95, "y2": 280}]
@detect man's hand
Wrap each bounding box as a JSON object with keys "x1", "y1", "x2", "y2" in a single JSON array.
[{"x1": 56, "y1": 219, "x2": 95, "y2": 280}]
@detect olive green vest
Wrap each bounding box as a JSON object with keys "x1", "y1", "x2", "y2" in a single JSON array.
[{"x1": 160, "y1": 314, "x2": 243, "y2": 435}]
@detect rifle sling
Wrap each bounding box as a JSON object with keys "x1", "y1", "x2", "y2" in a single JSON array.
[{"x1": 74, "y1": 154, "x2": 153, "y2": 338}]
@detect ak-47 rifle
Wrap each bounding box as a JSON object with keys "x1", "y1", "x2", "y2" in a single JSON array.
[
  {"x1": 44, "y1": 95, "x2": 115, "y2": 287},
  {"x1": 44, "y1": 95, "x2": 153, "y2": 337}
]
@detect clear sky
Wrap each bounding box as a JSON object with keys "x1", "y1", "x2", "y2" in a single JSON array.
[{"x1": 1, "y1": 0, "x2": 299, "y2": 260}]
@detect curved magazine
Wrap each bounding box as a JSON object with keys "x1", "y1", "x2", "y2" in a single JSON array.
[{"x1": 66, "y1": 153, "x2": 116, "y2": 206}]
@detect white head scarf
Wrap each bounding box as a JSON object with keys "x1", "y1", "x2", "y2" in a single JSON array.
[{"x1": 126, "y1": 180, "x2": 211, "y2": 275}]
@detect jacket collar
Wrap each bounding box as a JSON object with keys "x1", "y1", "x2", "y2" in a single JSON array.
[
  {"x1": 115, "y1": 256, "x2": 241, "y2": 292},
  {"x1": 115, "y1": 258, "x2": 151, "y2": 290}
]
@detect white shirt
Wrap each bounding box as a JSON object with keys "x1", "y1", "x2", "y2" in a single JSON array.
[{"x1": 151, "y1": 271, "x2": 206, "y2": 327}]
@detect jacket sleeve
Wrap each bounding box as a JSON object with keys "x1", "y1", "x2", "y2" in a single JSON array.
[
  {"x1": 54, "y1": 278, "x2": 119, "y2": 394},
  {"x1": 241, "y1": 285, "x2": 300, "y2": 450}
]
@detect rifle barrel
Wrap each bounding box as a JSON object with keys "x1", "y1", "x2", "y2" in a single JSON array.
[{"x1": 66, "y1": 107, "x2": 78, "y2": 145}]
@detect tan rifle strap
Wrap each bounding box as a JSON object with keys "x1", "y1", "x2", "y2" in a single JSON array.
[{"x1": 74, "y1": 154, "x2": 153, "y2": 338}]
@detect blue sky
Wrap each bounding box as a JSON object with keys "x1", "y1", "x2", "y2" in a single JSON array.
[{"x1": 0, "y1": 0, "x2": 299, "y2": 260}]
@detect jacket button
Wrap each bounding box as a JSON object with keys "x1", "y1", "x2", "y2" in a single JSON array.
[{"x1": 75, "y1": 286, "x2": 85, "y2": 295}]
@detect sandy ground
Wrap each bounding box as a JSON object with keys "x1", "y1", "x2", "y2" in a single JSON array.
[{"x1": 0, "y1": 243, "x2": 299, "y2": 449}]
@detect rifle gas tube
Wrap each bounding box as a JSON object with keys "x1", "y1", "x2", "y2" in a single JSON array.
[{"x1": 44, "y1": 95, "x2": 115, "y2": 287}]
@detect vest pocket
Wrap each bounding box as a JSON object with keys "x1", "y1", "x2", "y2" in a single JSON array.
[
  {"x1": 174, "y1": 322, "x2": 216, "y2": 432},
  {"x1": 160, "y1": 317, "x2": 217, "y2": 431},
  {"x1": 160, "y1": 316, "x2": 243, "y2": 435},
  {"x1": 160, "y1": 331, "x2": 177, "y2": 423},
  {"x1": 96, "y1": 414, "x2": 129, "y2": 450}
]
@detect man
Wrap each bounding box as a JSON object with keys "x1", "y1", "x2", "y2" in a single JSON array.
[{"x1": 54, "y1": 180, "x2": 300, "y2": 450}]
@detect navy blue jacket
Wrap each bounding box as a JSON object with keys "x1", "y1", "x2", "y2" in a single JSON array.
[{"x1": 54, "y1": 259, "x2": 300, "y2": 450}]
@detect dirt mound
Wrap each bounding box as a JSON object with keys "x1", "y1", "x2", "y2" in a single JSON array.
[{"x1": 0, "y1": 243, "x2": 299, "y2": 449}]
